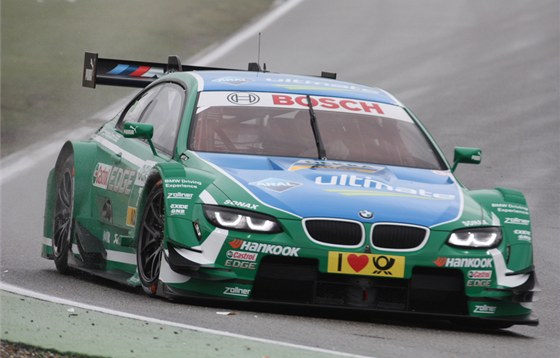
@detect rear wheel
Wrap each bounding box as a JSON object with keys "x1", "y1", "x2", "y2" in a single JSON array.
[
  {"x1": 137, "y1": 181, "x2": 165, "y2": 296},
  {"x1": 52, "y1": 154, "x2": 74, "y2": 274}
]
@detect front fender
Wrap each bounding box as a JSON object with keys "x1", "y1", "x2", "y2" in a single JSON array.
[
  {"x1": 136, "y1": 162, "x2": 219, "y2": 250},
  {"x1": 470, "y1": 187, "x2": 534, "y2": 272}
]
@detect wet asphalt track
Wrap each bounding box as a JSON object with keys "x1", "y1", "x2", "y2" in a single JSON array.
[{"x1": 1, "y1": 0, "x2": 559, "y2": 357}]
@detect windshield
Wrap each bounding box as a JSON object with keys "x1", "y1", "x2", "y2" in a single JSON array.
[{"x1": 190, "y1": 92, "x2": 444, "y2": 170}]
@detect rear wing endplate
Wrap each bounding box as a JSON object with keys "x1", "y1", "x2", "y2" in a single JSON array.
[{"x1": 82, "y1": 52, "x2": 247, "y2": 89}]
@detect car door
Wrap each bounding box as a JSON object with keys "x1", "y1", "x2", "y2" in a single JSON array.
[{"x1": 95, "y1": 82, "x2": 186, "y2": 272}]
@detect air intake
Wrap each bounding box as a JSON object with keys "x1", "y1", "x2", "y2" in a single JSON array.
[
  {"x1": 304, "y1": 219, "x2": 363, "y2": 246},
  {"x1": 372, "y1": 224, "x2": 428, "y2": 250}
]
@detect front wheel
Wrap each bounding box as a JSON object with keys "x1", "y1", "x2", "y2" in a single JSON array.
[
  {"x1": 52, "y1": 154, "x2": 74, "y2": 274},
  {"x1": 137, "y1": 181, "x2": 165, "y2": 296}
]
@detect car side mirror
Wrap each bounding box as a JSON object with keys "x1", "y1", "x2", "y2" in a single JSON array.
[
  {"x1": 123, "y1": 122, "x2": 157, "y2": 156},
  {"x1": 451, "y1": 147, "x2": 481, "y2": 172}
]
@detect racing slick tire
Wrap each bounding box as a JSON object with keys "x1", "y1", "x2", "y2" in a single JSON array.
[
  {"x1": 137, "y1": 180, "x2": 165, "y2": 296},
  {"x1": 52, "y1": 153, "x2": 75, "y2": 274}
]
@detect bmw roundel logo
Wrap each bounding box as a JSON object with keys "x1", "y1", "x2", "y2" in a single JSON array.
[
  {"x1": 227, "y1": 92, "x2": 260, "y2": 105},
  {"x1": 359, "y1": 210, "x2": 374, "y2": 219}
]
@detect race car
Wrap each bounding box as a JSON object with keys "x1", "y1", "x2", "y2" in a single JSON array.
[{"x1": 42, "y1": 52, "x2": 538, "y2": 328}]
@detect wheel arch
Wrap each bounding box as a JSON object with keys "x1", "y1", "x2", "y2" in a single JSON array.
[
  {"x1": 133, "y1": 162, "x2": 207, "y2": 250},
  {"x1": 133, "y1": 169, "x2": 164, "y2": 243},
  {"x1": 43, "y1": 141, "x2": 101, "y2": 239}
]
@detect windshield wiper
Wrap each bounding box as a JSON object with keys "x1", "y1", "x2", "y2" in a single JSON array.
[{"x1": 306, "y1": 95, "x2": 327, "y2": 160}]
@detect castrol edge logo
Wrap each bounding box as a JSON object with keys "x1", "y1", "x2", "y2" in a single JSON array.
[{"x1": 197, "y1": 91, "x2": 412, "y2": 122}]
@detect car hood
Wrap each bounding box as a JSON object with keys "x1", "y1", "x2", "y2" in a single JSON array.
[{"x1": 197, "y1": 153, "x2": 463, "y2": 227}]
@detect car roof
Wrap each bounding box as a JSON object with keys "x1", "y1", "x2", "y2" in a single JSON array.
[{"x1": 171, "y1": 71, "x2": 402, "y2": 106}]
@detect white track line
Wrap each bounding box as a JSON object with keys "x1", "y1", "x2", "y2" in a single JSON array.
[{"x1": 0, "y1": 282, "x2": 371, "y2": 358}]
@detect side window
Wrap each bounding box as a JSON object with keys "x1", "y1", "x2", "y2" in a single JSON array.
[
  {"x1": 121, "y1": 86, "x2": 161, "y2": 124},
  {"x1": 121, "y1": 83, "x2": 185, "y2": 155}
]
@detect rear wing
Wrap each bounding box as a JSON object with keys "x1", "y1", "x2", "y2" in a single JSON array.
[
  {"x1": 82, "y1": 52, "x2": 252, "y2": 89},
  {"x1": 82, "y1": 52, "x2": 338, "y2": 89}
]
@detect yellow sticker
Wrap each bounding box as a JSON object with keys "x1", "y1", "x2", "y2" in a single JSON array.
[
  {"x1": 327, "y1": 251, "x2": 405, "y2": 278},
  {"x1": 126, "y1": 207, "x2": 137, "y2": 227}
]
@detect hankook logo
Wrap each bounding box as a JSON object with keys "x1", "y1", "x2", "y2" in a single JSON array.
[{"x1": 227, "y1": 92, "x2": 260, "y2": 105}]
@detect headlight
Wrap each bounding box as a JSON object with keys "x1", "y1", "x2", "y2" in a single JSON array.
[
  {"x1": 203, "y1": 205, "x2": 282, "y2": 233},
  {"x1": 447, "y1": 227, "x2": 502, "y2": 248}
]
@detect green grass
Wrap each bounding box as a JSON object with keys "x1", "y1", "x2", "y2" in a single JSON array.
[{"x1": 0, "y1": 0, "x2": 273, "y2": 157}]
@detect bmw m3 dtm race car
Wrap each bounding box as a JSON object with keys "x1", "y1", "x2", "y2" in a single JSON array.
[{"x1": 42, "y1": 52, "x2": 538, "y2": 328}]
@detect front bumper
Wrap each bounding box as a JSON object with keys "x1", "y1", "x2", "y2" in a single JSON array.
[{"x1": 163, "y1": 248, "x2": 539, "y2": 327}]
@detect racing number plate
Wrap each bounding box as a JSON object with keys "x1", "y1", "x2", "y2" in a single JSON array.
[{"x1": 327, "y1": 252, "x2": 405, "y2": 278}]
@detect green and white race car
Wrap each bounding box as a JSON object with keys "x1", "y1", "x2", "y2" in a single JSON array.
[{"x1": 42, "y1": 52, "x2": 538, "y2": 328}]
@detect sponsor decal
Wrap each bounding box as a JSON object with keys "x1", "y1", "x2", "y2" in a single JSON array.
[
  {"x1": 434, "y1": 257, "x2": 492, "y2": 268},
  {"x1": 196, "y1": 91, "x2": 411, "y2": 122},
  {"x1": 101, "y1": 199, "x2": 113, "y2": 223},
  {"x1": 223, "y1": 286, "x2": 251, "y2": 297},
  {"x1": 226, "y1": 250, "x2": 258, "y2": 262},
  {"x1": 461, "y1": 219, "x2": 489, "y2": 227},
  {"x1": 249, "y1": 178, "x2": 302, "y2": 193},
  {"x1": 273, "y1": 94, "x2": 385, "y2": 115},
  {"x1": 123, "y1": 126, "x2": 137, "y2": 136},
  {"x1": 467, "y1": 271, "x2": 493, "y2": 286},
  {"x1": 228, "y1": 239, "x2": 300, "y2": 257},
  {"x1": 264, "y1": 77, "x2": 383, "y2": 95},
  {"x1": 126, "y1": 207, "x2": 137, "y2": 227},
  {"x1": 107, "y1": 167, "x2": 136, "y2": 195},
  {"x1": 94, "y1": 163, "x2": 136, "y2": 195},
  {"x1": 212, "y1": 76, "x2": 254, "y2": 86},
  {"x1": 84, "y1": 57, "x2": 94, "y2": 82},
  {"x1": 327, "y1": 252, "x2": 405, "y2": 278},
  {"x1": 167, "y1": 192, "x2": 193, "y2": 200},
  {"x1": 102, "y1": 231, "x2": 111, "y2": 244},
  {"x1": 134, "y1": 161, "x2": 156, "y2": 187},
  {"x1": 504, "y1": 217, "x2": 530, "y2": 226},
  {"x1": 169, "y1": 203, "x2": 188, "y2": 216},
  {"x1": 112, "y1": 233, "x2": 121, "y2": 246},
  {"x1": 491, "y1": 203, "x2": 529, "y2": 216},
  {"x1": 164, "y1": 178, "x2": 202, "y2": 189},
  {"x1": 473, "y1": 304, "x2": 497, "y2": 314},
  {"x1": 227, "y1": 92, "x2": 260, "y2": 105},
  {"x1": 288, "y1": 159, "x2": 382, "y2": 173},
  {"x1": 316, "y1": 175, "x2": 456, "y2": 200},
  {"x1": 224, "y1": 260, "x2": 257, "y2": 270},
  {"x1": 106, "y1": 64, "x2": 164, "y2": 78},
  {"x1": 224, "y1": 199, "x2": 258, "y2": 210},
  {"x1": 467, "y1": 280, "x2": 492, "y2": 287},
  {"x1": 468, "y1": 270, "x2": 492, "y2": 279},
  {"x1": 229, "y1": 239, "x2": 243, "y2": 249},
  {"x1": 514, "y1": 229, "x2": 532, "y2": 242},
  {"x1": 93, "y1": 163, "x2": 112, "y2": 189}
]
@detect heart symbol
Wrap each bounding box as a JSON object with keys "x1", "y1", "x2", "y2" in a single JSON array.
[{"x1": 347, "y1": 254, "x2": 368, "y2": 272}]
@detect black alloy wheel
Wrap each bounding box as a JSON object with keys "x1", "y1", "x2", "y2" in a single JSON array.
[
  {"x1": 137, "y1": 181, "x2": 165, "y2": 295},
  {"x1": 53, "y1": 154, "x2": 74, "y2": 274}
]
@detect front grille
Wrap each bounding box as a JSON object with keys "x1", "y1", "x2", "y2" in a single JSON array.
[
  {"x1": 372, "y1": 224, "x2": 428, "y2": 250},
  {"x1": 304, "y1": 219, "x2": 363, "y2": 246}
]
